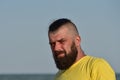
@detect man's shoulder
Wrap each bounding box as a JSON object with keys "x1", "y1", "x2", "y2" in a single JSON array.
[
  {"x1": 86, "y1": 55, "x2": 106, "y2": 62},
  {"x1": 88, "y1": 55, "x2": 108, "y2": 65},
  {"x1": 84, "y1": 55, "x2": 109, "y2": 68}
]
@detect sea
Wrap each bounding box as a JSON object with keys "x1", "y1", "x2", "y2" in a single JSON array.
[{"x1": 0, "y1": 73, "x2": 119, "y2": 80}]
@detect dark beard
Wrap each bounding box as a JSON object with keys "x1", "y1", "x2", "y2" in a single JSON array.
[{"x1": 53, "y1": 42, "x2": 78, "y2": 70}]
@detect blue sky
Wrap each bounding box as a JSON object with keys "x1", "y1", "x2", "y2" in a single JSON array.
[{"x1": 0, "y1": 0, "x2": 120, "y2": 74}]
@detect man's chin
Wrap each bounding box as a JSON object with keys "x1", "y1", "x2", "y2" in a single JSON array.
[{"x1": 56, "y1": 63, "x2": 71, "y2": 70}]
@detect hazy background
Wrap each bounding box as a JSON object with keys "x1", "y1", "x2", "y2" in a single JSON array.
[{"x1": 0, "y1": 0, "x2": 120, "y2": 74}]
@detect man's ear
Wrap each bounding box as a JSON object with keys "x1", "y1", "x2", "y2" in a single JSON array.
[{"x1": 75, "y1": 36, "x2": 81, "y2": 47}]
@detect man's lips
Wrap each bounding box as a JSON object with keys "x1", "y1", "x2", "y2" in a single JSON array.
[{"x1": 57, "y1": 53, "x2": 65, "y2": 58}]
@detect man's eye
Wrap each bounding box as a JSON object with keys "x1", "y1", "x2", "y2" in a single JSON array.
[
  {"x1": 60, "y1": 40, "x2": 65, "y2": 44},
  {"x1": 50, "y1": 42, "x2": 55, "y2": 47}
]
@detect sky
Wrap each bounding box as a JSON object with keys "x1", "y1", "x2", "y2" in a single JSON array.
[{"x1": 0, "y1": 0, "x2": 120, "y2": 74}]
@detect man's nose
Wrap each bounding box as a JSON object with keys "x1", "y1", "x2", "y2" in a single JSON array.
[{"x1": 54, "y1": 42, "x2": 62, "y2": 51}]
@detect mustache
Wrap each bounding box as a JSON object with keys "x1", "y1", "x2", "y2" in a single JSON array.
[{"x1": 54, "y1": 51, "x2": 66, "y2": 56}]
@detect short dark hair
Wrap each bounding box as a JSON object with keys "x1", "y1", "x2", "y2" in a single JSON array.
[{"x1": 48, "y1": 18, "x2": 78, "y2": 34}]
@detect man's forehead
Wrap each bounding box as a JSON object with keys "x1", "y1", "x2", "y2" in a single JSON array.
[
  {"x1": 49, "y1": 31, "x2": 66, "y2": 39},
  {"x1": 49, "y1": 28, "x2": 69, "y2": 42},
  {"x1": 50, "y1": 26, "x2": 68, "y2": 35}
]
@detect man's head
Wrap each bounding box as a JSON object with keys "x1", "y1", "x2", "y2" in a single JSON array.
[{"x1": 48, "y1": 18, "x2": 81, "y2": 70}]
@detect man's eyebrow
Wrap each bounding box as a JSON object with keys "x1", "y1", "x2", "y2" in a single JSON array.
[
  {"x1": 49, "y1": 38, "x2": 65, "y2": 44},
  {"x1": 57, "y1": 38, "x2": 66, "y2": 43},
  {"x1": 58, "y1": 38, "x2": 65, "y2": 41},
  {"x1": 49, "y1": 41, "x2": 54, "y2": 44}
]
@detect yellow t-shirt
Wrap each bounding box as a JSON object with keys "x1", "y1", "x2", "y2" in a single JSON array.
[{"x1": 55, "y1": 56, "x2": 116, "y2": 80}]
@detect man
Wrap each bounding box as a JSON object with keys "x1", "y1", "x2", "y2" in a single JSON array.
[{"x1": 48, "y1": 18, "x2": 116, "y2": 80}]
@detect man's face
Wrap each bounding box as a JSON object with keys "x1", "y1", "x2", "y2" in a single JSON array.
[{"x1": 49, "y1": 27, "x2": 78, "y2": 70}]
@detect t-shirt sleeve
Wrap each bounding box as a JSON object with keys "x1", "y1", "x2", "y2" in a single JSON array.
[{"x1": 91, "y1": 58, "x2": 116, "y2": 80}]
